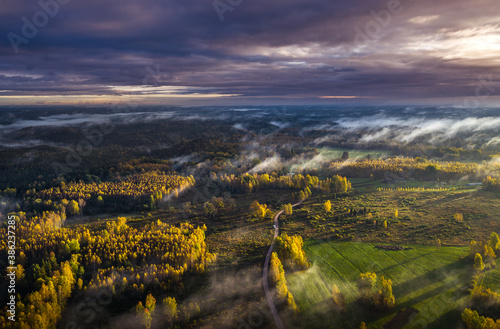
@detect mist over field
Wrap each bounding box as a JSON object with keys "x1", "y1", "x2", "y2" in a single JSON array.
[
  {"x1": 2, "y1": 0, "x2": 500, "y2": 327},
  {"x1": 1, "y1": 107, "x2": 500, "y2": 329},
  {"x1": 2, "y1": 106, "x2": 500, "y2": 150}
]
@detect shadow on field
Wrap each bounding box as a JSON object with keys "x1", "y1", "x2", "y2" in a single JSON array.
[
  {"x1": 294, "y1": 258, "x2": 471, "y2": 329},
  {"x1": 392, "y1": 258, "x2": 471, "y2": 298},
  {"x1": 427, "y1": 308, "x2": 465, "y2": 329},
  {"x1": 378, "y1": 252, "x2": 434, "y2": 273}
]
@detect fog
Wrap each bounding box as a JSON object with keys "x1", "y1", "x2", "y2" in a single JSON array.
[{"x1": 2, "y1": 106, "x2": 500, "y2": 151}]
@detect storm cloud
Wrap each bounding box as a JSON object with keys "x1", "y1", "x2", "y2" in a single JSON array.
[{"x1": 1, "y1": 0, "x2": 500, "y2": 105}]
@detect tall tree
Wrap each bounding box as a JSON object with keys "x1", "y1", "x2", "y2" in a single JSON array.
[{"x1": 162, "y1": 297, "x2": 178, "y2": 327}]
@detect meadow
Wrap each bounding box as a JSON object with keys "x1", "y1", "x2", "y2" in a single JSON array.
[
  {"x1": 281, "y1": 182, "x2": 500, "y2": 246},
  {"x1": 317, "y1": 148, "x2": 393, "y2": 160},
  {"x1": 1, "y1": 107, "x2": 499, "y2": 328},
  {"x1": 287, "y1": 241, "x2": 500, "y2": 329}
]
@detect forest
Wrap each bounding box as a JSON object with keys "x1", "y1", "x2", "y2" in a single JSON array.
[{"x1": 0, "y1": 106, "x2": 499, "y2": 329}]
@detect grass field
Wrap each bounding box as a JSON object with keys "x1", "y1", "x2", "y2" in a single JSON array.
[
  {"x1": 318, "y1": 148, "x2": 393, "y2": 160},
  {"x1": 282, "y1": 186, "x2": 500, "y2": 246},
  {"x1": 287, "y1": 240, "x2": 500, "y2": 329}
]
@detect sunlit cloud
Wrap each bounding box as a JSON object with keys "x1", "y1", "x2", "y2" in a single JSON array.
[
  {"x1": 1, "y1": 0, "x2": 500, "y2": 105},
  {"x1": 319, "y1": 96, "x2": 362, "y2": 99},
  {"x1": 400, "y1": 24, "x2": 500, "y2": 60},
  {"x1": 409, "y1": 15, "x2": 441, "y2": 24}
]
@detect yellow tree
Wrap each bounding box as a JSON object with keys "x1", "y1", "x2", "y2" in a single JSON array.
[
  {"x1": 357, "y1": 272, "x2": 377, "y2": 303},
  {"x1": 489, "y1": 232, "x2": 500, "y2": 251},
  {"x1": 66, "y1": 200, "x2": 80, "y2": 216},
  {"x1": 269, "y1": 252, "x2": 298, "y2": 312},
  {"x1": 331, "y1": 284, "x2": 345, "y2": 312},
  {"x1": 145, "y1": 294, "x2": 156, "y2": 316},
  {"x1": 462, "y1": 308, "x2": 500, "y2": 328},
  {"x1": 162, "y1": 297, "x2": 178, "y2": 326},
  {"x1": 324, "y1": 200, "x2": 332, "y2": 213},
  {"x1": 269, "y1": 252, "x2": 283, "y2": 286},
  {"x1": 377, "y1": 276, "x2": 395, "y2": 309},
  {"x1": 473, "y1": 253, "x2": 485, "y2": 272},
  {"x1": 258, "y1": 203, "x2": 269, "y2": 219}
]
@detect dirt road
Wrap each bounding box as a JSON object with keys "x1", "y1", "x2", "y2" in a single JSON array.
[{"x1": 262, "y1": 201, "x2": 302, "y2": 329}]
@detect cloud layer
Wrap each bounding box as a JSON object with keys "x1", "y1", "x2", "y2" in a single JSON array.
[{"x1": 1, "y1": 0, "x2": 500, "y2": 104}]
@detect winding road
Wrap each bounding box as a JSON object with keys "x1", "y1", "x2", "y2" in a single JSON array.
[{"x1": 262, "y1": 201, "x2": 303, "y2": 329}]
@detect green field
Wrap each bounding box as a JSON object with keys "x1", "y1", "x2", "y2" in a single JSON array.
[
  {"x1": 287, "y1": 240, "x2": 500, "y2": 329},
  {"x1": 282, "y1": 187, "x2": 500, "y2": 246},
  {"x1": 318, "y1": 148, "x2": 393, "y2": 160}
]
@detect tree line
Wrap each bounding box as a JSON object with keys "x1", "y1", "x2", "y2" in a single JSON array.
[
  {"x1": 24, "y1": 172, "x2": 195, "y2": 215},
  {"x1": 328, "y1": 157, "x2": 492, "y2": 180},
  {"x1": 215, "y1": 172, "x2": 350, "y2": 194}
]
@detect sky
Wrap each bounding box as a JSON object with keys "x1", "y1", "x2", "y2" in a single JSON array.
[{"x1": 1, "y1": 0, "x2": 500, "y2": 106}]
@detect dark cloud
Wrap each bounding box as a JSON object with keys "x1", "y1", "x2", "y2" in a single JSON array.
[{"x1": 1, "y1": 0, "x2": 500, "y2": 104}]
